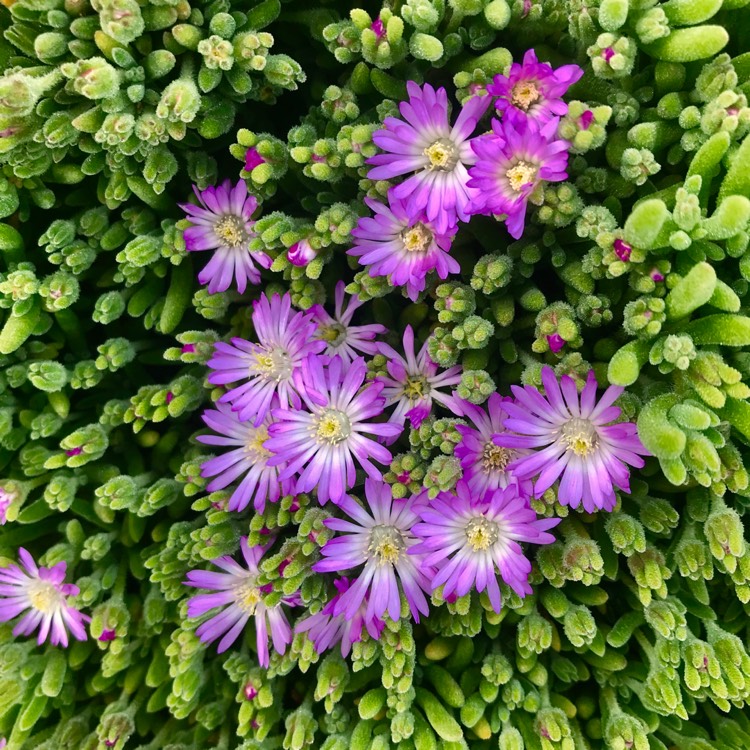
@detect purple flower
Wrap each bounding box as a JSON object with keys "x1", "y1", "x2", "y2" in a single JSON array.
[
  {"x1": 349, "y1": 196, "x2": 459, "y2": 302},
  {"x1": 377, "y1": 326, "x2": 462, "y2": 429},
  {"x1": 495, "y1": 367, "x2": 650, "y2": 512},
  {"x1": 288, "y1": 239, "x2": 316, "y2": 267},
  {"x1": 0, "y1": 548, "x2": 89, "y2": 647},
  {"x1": 367, "y1": 82, "x2": 491, "y2": 233},
  {"x1": 98, "y1": 628, "x2": 116, "y2": 642},
  {"x1": 487, "y1": 49, "x2": 583, "y2": 126},
  {"x1": 613, "y1": 238, "x2": 632, "y2": 262},
  {"x1": 453, "y1": 394, "x2": 532, "y2": 498},
  {"x1": 468, "y1": 117, "x2": 569, "y2": 239},
  {"x1": 547, "y1": 333, "x2": 565, "y2": 353},
  {"x1": 207, "y1": 293, "x2": 325, "y2": 426},
  {"x1": 244, "y1": 148, "x2": 264, "y2": 172},
  {"x1": 310, "y1": 282, "x2": 386, "y2": 364},
  {"x1": 266, "y1": 356, "x2": 401, "y2": 505},
  {"x1": 295, "y1": 577, "x2": 385, "y2": 657},
  {"x1": 197, "y1": 400, "x2": 293, "y2": 513},
  {"x1": 179, "y1": 180, "x2": 272, "y2": 294},
  {"x1": 313, "y1": 480, "x2": 432, "y2": 623},
  {"x1": 411, "y1": 482, "x2": 559, "y2": 612},
  {"x1": 184, "y1": 538, "x2": 298, "y2": 666}
]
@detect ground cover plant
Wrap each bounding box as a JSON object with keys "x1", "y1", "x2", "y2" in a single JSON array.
[{"x1": 1, "y1": 0, "x2": 750, "y2": 748}]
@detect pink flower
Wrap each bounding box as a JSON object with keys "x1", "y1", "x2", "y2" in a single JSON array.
[{"x1": 288, "y1": 239, "x2": 316, "y2": 267}]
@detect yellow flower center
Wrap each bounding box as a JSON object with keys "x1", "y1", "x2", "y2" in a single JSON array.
[
  {"x1": 482, "y1": 442, "x2": 511, "y2": 472},
  {"x1": 560, "y1": 418, "x2": 599, "y2": 457},
  {"x1": 26, "y1": 579, "x2": 61, "y2": 615},
  {"x1": 233, "y1": 577, "x2": 262, "y2": 615},
  {"x1": 215, "y1": 215, "x2": 249, "y2": 247},
  {"x1": 506, "y1": 161, "x2": 538, "y2": 192},
  {"x1": 423, "y1": 138, "x2": 459, "y2": 171},
  {"x1": 369, "y1": 525, "x2": 406, "y2": 565},
  {"x1": 511, "y1": 81, "x2": 541, "y2": 110},
  {"x1": 400, "y1": 222, "x2": 433, "y2": 253},
  {"x1": 465, "y1": 517, "x2": 499, "y2": 551},
  {"x1": 314, "y1": 409, "x2": 352, "y2": 445},
  {"x1": 403, "y1": 374, "x2": 429, "y2": 401},
  {"x1": 250, "y1": 348, "x2": 293, "y2": 382},
  {"x1": 318, "y1": 322, "x2": 347, "y2": 346},
  {"x1": 245, "y1": 425, "x2": 272, "y2": 461}
]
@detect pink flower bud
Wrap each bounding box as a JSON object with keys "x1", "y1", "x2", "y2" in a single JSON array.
[
  {"x1": 547, "y1": 333, "x2": 565, "y2": 353},
  {"x1": 288, "y1": 239, "x2": 315, "y2": 267},
  {"x1": 244, "y1": 148, "x2": 264, "y2": 172},
  {"x1": 613, "y1": 238, "x2": 632, "y2": 262}
]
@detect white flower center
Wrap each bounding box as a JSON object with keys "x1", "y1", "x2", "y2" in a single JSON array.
[
  {"x1": 233, "y1": 576, "x2": 262, "y2": 615},
  {"x1": 245, "y1": 425, "x2": 272, "y2": 461},
  {"x1": 215, "y1": 215, "x2": 249, "y2": 247},
  {"x1": 26, "y1": 579, "x2": 63, "y2": 615},
  {"x1": 506, "y1": 161, "x2": 538, "y2": 192},
  {"x1": 424, "y1": 138, "x2": 459, "y2": 171},
  {"x1": 560, "y1": 417, "x2": 599, "y2": 456},
  {"x1": 400, "y1": 222, "x2": 433, "y2": 253},
  {"x1": 465, "y1": 517, "x2": 499, "y2": 551},
  {"x1": 313, "y1": 409, "x2": 352, "y2": 445},
  {"x1": 482, "y1": 442, "x2": 512, "y2": 472},
  {"x1": 403, "y1": 374, "x2": 430, "y2": 402},
  {"x1": 511, "y1": 81, "x2": 541, "y2": 110},
  {"x1": 368, "y1": 524, "x2": 406, "y2": 565},
  {"x1": 318, "y1": 322, "x2": 347, "y2": 347},
  {"x1": 250, "y1": 347, "x2": 293, "y2": 382}
]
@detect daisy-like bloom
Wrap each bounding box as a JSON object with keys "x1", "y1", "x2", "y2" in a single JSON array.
[
  {"x1": 313, "y1": 480, "x2": 432, "y2": 623},
  {"x1": 266, "y1": 356, "x2": 401, "y2": 505},
  {"x1": 452, "y1": 394, "x2": 532, "y2": 498},
  {"x1": 349, "y1": 196, "x2": 459, "y2": 302},
  {"x1": 410, "y1": 481, "x2": 559, "y2": 612},
  {"x1": 377, "y1": 326, "x2": 462, "y2": 429},
  {"x1": 197, "y1": 400, "x2": 293, "y2": 513},
  {"x1": 310, "y1": 281, "x2": 386, "y2": 364},
  {"x1": 184, "y1": 538, "x2": 299, "y2": 666},
  {"x1": 179, "y1": 180, "x2": 272, "y2": 294},
  {"x1": 207, "y1": 293, "x2": 326, "y2": 426},
  {"x1": 468, "y1": 117, "x2": 570, "y2": 239},
  {"x1": 295, "y1": 577, "x2": 385, "y2": 657},
  {"x1": 495, "y1": 367, "x2": 650, "y2": 512},
  {"x1": 0, "y1": 548, "x2": 89, "y2": 647},
  {"x1": 487, "y1": 49, "x2": 583, "y2": 126},
  {"x1": 367, "y1": 82, "x2": 492, "y2": 233}
]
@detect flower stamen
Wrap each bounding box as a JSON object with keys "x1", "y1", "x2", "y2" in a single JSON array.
[
  {"x1": 400, "y1": 222, "x2": 433, "y2": 253},
  {"x1": 465, "y1": 517, "x2": 499, "y2": 551},
  {"x1": 511, "y1": 81, "x2": 541, "y2": 110},
  {"x1": 560, "y1": 417, "x2": 599, "y2": 456},
  {"x1": 368, "y1": 525, "x2": 406, "y2": 565},
  {"x1": 506, "y1": 161, "x2": 538, "y2": 192},
  {"x1": 424, "y1": 138, "x2": 459, "y2": 171},
  {"x1": 215, "y1": 215, "x2": 249, "y2": 247}
]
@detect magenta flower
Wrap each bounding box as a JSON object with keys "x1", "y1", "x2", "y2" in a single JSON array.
[
  {"x1": 295, "y1": 577, "x2": 385, "y2": 657},
  {"x1": 367, "y1": 82, "x2": 491, "y2": 233},
  {"x1": 495, "y1": 367, "x2": 650, "y2": 512},
  {"x1": 310, "y1": 281, "x2": 386, "y2": 364},
  {"x1": 207, "y1": 293, "x2": 325, "y2": 426},
  {"x1": 0, "y1": 549, "x2": 89, "y2": 647},
  {"x1": 453, "y1": 394, "x2": 532, "y2": 498},
  {"x1": 179, "y1": 180, "x2": 272, "y2": 294},
  {"x1": 266, "y1": 356, "x2": 401, "y2": 505},
  {"x1": 349, "y1": 196, "x2": 459, "y2": 302},
  {"x1": 197, "y1": 400, "x2": 293, "y2": 513},
  {"x1": 377, "y1": 326, "x2": 462, "y2": 429},
  {"x1": 487, "y1": 49, "x2": 583, "y2": 126},
  {"x1": 0, "y1": 485, "x2": 16, "y2": 525},
  {"x1": 468, "y1": 117, "x2": 569, "y2": 239},
  {"x1": 313, "y1": 480, "x2": 432, "y2": 623},
  {"x1": 244, "y1": 148, "x2": 264, "y2": 172},
  {"x1": 184, "y1": 538, "x2": 299, "y2": 666},
  {"x1": 288, "y1": 239, "x2": 316, "y2": 267},
  {"x1": 411, "y1": 482, "x2": 559, "y2": 612}
]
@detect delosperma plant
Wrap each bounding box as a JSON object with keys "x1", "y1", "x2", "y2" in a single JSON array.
[{"x1": 2, "y1": 0, "x2": 750, "y2": 749}]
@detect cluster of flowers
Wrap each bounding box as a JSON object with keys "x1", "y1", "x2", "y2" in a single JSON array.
[
  {"x1": 0, "y1": 285, "x2": 648, "y2": 665},
  {"x1": 177, "y1": 51, "x2": 585, "y2": 301}
]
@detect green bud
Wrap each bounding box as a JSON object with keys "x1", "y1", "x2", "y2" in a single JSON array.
[
  {"x1": 157, "y1": 78, "x2": 202, "y2": 123},
  {"x1": 61, "y1": 58, "x2": 119, "y2": 99}
]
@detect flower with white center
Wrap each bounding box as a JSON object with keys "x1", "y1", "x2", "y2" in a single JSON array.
[
  {"x1": 179, "y1": 179, "x2": 272, "y2": 293},
  {"x1": 495, "y1": 366, "x2": 650, "y2": 512},
  {"x1": 184, "y1": 538, "x2": 299, "y2": 666},
  {"x1": 367, "y1": 82, "x2": 492, "y2": 233},
  {"x1": 411, "y1": 481, "x2": 559, "y2": 612},
  {"x1": 0, "y1": 548, "x2": 89, "y2": 646},
  {"x1": 266, "y1": 356, "x2": 402, "y2": 505},
  {"x1": 377, "y1": 326, "x2": 462, "y2": 429},
  {"x1": 310, "y1": 281, "x2": 386, "y2": 364},
  {"x1": 207, "y1": 292, "x2": 326, "y2": 426},
  {"x1": 313, "y1": 480, "x2": 432, "y2": 623},
  {"x1": 198, "y1": 400, "x2": 293, "y2": 513}
]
